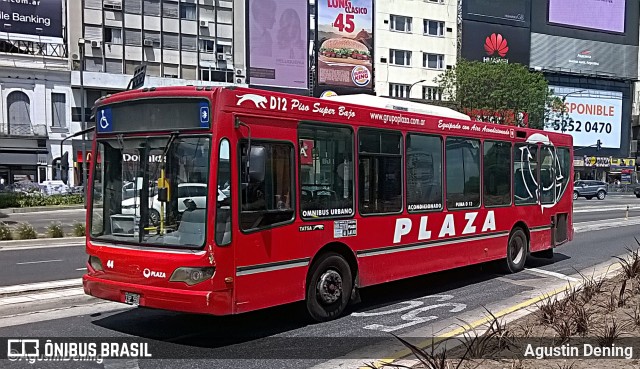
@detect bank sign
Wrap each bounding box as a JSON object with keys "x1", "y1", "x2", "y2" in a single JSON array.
[{"x1": 0, "y1": 0, "x2": 63, "y2": 40}]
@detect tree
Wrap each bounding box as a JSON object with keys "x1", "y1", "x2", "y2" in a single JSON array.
[{"x1": 434, "y1": 60, "x2": 562, "y2": 129}]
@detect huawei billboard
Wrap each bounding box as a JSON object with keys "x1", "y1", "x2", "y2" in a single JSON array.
[{"x1": 461, "y1": 21, "x2": 530, "y2": 65}]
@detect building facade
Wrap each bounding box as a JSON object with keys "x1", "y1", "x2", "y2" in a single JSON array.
[
  {"x1": 374, "y1": 0, "x2": 458, "y2": 100},
  {"x1": 66, "y1": 0, "x2": 247, "y2": 185},
  {"x1": 0, "y1": 0, "x2": 75, "y2": 187}
]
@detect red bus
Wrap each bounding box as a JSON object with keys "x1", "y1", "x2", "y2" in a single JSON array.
[{"x1": 83, "y1": 86, "x2": 573, "y2": 321}]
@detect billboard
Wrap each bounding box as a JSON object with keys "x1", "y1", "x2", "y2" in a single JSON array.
[
  {"x1": 247, "y1": 0, "x2": 309, "y2": 91},
  {"x1": 544, "y1": 86, "x2": 623, "y2": 149},
  {"x1": 462, "y1": 0, "x2": 530, "y2": 28},
  {"x1": 548, "y1": 0, "x2": 626, "y2": 34},
  {"x1": 461, "y1": 21, "x2": 530, "y2": 65},
  {"x1": 316, "y1": 0, "x2": 374, "y2": 91},
  {"x1": 0, "y1": 0, "x2": 63, "y2": 42},
  {"x1": 530, "y1": 33, "x2": 639, "y2": 80}
]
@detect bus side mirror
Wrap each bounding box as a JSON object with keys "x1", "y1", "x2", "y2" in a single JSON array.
[
  {"x1": 247, "y1": 146, "x2": 266, "y2": 184},
  {"x1": 157, "y1": 187, "x2": 169, "y2": 202}
]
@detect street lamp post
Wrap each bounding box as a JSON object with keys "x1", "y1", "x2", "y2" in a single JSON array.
[
  {"x1": 78, "y1": 39, "x2": 87, "y2": 205},
  {"x1": 407, "y1": 79, "x2": 426, "y2": 99}
]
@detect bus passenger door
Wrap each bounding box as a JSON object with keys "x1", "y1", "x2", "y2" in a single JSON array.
[{"x1": 232, "y1": 117, "x2": 306, "y2": 313}]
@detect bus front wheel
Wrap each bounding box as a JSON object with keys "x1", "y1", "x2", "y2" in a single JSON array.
[
  {"x1": 503, "y1": 228, "x2": 528, "y2": 274},
  {"x1": 306, "y1": 253, "x2": 353, "y2": 322}
]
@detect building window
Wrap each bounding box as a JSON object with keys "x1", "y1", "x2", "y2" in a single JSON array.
[
  {"x1": 104, "y1": 28, "x2": 122, "y2": 44},
  {"x1": 124, "y1": 29, "x2": 141, "y2": 46},
  {"x1": 124, "y1": 0, "x2": 142, "y2": 14},
  {"x1": 389, "y1": 49, "x2": 411, "y2": 66},
  {"x1": 180, "y1": 3, "x2": 196, "y2": 20},
  {"x1": 181, "y1": 35, "x2": 197, "y2": 51},
  {"x1": 423, "y1": 86, "x2": 443, "y2": 100},
  {"x1": 199, "y1": 39, "x2": 215, "y2": 53},
  {"x1": 424, "y1": 53, "x2": 444, "y2": 69},
  {"x1": 390, "y1": 15, "x2": 412, "y2": 32},
  {"x1": 389, "y1": 83, "x2": 411, "y2": 98},
  {"x1": 143, "y1": 31, "x2": 161, "y2": 47},
  {"x1": 162, "y1": 32, "x2": 180, "y2": 50},
  {"x1": 143, "y1": 0, "x2": 160, "y2": 16},
  {"x1": 359, "y1": 129, "x2": 403, "y2": 214},
  {"x1": 51, "y1": 93, "x2": 66, "y2": 128},
  {"x1": 424, "y1": 20, "x2": 444, "y2": 36},
  {"x1": 162, "y1": 1, "x2": 179, "y2": 18},
  {"x1": 7, "y1": 91, "x2": 31, "y2": 130}
]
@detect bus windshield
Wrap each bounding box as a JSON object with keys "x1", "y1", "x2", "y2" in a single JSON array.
[{"x1": 90, "y1": 135, "x2": 211, "y2": 248}]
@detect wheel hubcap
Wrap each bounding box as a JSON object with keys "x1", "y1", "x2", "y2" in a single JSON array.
[
  {"x1": 510, "y1": 237, "x2": 524, "y2": 265},
  {"x1": 317, "y1": 270, "x2": 343, "y2": 304}
]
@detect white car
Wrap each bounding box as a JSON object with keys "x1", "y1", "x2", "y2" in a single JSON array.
[{"x1": 121, "y1": 183, "x2": 208, "y2": 225}]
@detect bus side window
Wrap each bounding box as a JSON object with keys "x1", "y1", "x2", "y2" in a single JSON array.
[
  {"x1": 215, "y1": 139, "x2": 232, "y2": 245},
  {"x1": 514, "y1": 143, "x2": 539, "y2": 205},
  {"x1": 540, "y1": 145, "x2": 556, "y2": 204},
  {"x1": 483, "y1": 140, "x2": 511, "y2": 207},
  {"x1": 239, "y1": 141, "x2": 295, "y2": 231}
]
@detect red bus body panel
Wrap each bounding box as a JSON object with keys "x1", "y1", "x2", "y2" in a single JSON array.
[{"x1": 84, "y1": 86, "x2": 574, "y2": 316}]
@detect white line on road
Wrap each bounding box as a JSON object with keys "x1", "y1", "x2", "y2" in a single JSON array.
[
  {"x1": 76, "y1": 267, "x2": 87, "y2": 271},
  {"x1": 16, "y1": 259, "x2": 63, "y2": 265},
  {"x1": 0, "y1": 278, "x2": 81, "y2": 295},
  {"x1": 0, "y1": 242, "x2": 84, "y2": 252},
  {"x1": 525, "y1": 268, "x2": 580, "y2": 282}
]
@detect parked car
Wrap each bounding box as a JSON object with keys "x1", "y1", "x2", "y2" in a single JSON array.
[
  {"x1": 573, "y1": 180, "x2": 608, "y2": 200},
  {"x1": 121, "y1": 183, "x2": 207, "y2": 225}
]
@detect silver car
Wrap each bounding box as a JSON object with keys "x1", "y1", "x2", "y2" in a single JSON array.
[{"x1": 573, "y1": 180, "x2": 607, "y2": 200}]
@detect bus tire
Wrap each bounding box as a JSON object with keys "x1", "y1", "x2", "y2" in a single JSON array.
[
  {"x1": 306, "y1": 253, "x2": 352, "y2": 322},
  {"x1": 503, "y1": 228, "x2": 528, "y2": 274}
]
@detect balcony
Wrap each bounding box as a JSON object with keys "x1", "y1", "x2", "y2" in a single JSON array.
[
  {"x1": 0, "y1": 123, "x2": 48, "y2": 137},
  {"x1": 0, "y1": 40, "x2": 67, "y2": 58}
]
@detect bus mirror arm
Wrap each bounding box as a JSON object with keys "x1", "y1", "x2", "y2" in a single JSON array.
[{"x1": 235, "y1": 119, "x2": 252, "y2": 182}]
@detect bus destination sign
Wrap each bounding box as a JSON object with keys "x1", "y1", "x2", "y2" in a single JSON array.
[{"x1": 96, "y1": 98, "x2": 211, "y2": 134}]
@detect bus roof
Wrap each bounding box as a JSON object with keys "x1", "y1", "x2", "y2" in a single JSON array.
[{"x1": 321, "y1": 94, "x2": 471, "y2": 121}]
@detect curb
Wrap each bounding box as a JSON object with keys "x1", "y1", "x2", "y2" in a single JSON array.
[
  {"x1": 362, "y1": 257, "x2": 626, "y2": 369},
  {"x1": 0, "y1": 237, "x2": 84, "y2": 249},
  {"x1": 0, "y1": 205, "x2": 85, "y2": 214}
]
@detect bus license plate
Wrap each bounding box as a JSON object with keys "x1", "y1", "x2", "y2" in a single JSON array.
[{"x1": 124, "y1": 292, "x2": 140, "y2": 306}]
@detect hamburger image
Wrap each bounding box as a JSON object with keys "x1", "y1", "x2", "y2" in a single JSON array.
[{"x1": 319, "y1": 38, "x2": 371, "y2": 63}]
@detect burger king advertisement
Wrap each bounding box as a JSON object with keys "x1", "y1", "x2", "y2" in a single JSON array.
[{"x1": 316, "y1": 0, "x2": 374, "y2": 91}]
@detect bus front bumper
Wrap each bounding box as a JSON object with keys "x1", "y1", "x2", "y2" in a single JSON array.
[{"x1": 83, "y1": 275, "x2": 230, "y2": 315}]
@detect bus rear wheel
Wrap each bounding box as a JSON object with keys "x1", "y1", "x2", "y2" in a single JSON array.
[
  {"x1": 306, "y1": 253, "x2": 352, "y2": 322},
  {"x1": 503, "y1": 228, "x2": 528, "y2": 274}
]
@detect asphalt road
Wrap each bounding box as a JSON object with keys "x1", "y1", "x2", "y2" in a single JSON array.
[{"x1": 0, "y1": 198, "x2": 640, "y2": 368}]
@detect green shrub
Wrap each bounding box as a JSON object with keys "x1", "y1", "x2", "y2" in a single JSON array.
[
  {"x1": 0, "y1": 222, "x2": 13, "y2": 241},
  {"x1": 0, "y1": 193, "x2": 84, "y2": 209},
  {"x1": 15, "y1": 223, "x2": 37, "y2": 240},
  {"x1": 73, "y1": 222, "x2": 86, "y2": 237},
  {"x1": 47, "y1": 222, "x2": 65, "y2": 238}
]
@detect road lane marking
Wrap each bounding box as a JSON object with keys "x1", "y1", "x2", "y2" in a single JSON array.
[
  {"x1": 16, "y1": 259, "x2": 63, "y2": 265},
  {"x1": 0, "y1": 278, "x2": 81, "y2": 295},
  {"x1": 525, "y1": 268, "x2": 579, "y2": 282},
  {"x1": 76, "y1": 267, "x2": 87, "y2": 271},
  {"x1": 0, "y1": 242, "x2": 84, "y2": 252}
]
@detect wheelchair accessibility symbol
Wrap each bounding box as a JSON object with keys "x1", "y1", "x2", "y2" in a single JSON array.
[{"x1": 98, "y1": 108, "x2": 113, "y2": 132}]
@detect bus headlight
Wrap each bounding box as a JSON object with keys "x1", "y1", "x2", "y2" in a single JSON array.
[
  {"x1": 89, "y1": 256, "x2": 103, "y2": 271},
  {"x1": 169, "y1": 267, "x2": 215, "y2": 286}
]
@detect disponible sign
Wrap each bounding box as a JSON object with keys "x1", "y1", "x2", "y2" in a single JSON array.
[
  {"x1": 549, "y1": 0, "x2": 626, "y2": 33},
  {"x1": 316, "y1": 0, "x2": 374, "y2": 90},
  {"x1": 545, "y1": 86, "x2": 623, "y2": 149},
  {"x1": 0, "y1": 0, "x2": 63, "y2": 40},
  {"x1": 247, "y1": 0, "x2": 309, "y2": 90}
]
